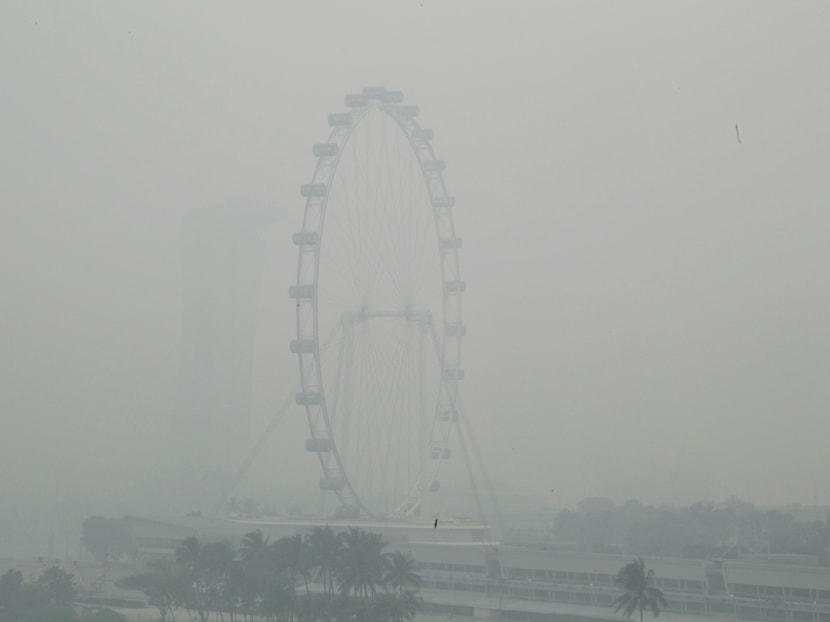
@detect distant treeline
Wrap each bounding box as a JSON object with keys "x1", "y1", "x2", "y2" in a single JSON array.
[
  {"x1": 82, "y1": 517, "x2": 136, "y2": 564},
  {"x1": 554, "y1": 496, "x2": 830, "y2": 562},
  {"x1": 0, "y1": 565, "x2": 125, "y2": 622}
]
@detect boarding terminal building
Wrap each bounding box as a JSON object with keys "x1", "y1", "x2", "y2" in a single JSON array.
[{"x1": 125, "y1": 515, "x2": 830, "y2": 622}]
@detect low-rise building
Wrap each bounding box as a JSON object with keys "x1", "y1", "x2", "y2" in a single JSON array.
[{"x1": 124, "y1": 516, "x2": 830, "y2": 622}]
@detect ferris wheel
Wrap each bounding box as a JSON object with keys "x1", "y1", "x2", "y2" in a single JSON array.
[{"x1": 290, "y1": 87, "x2": 465, "y2": 520}]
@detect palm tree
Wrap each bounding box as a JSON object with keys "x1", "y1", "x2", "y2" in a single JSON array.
[
  {"x1": 394, "y1": 590, "x2": 422, "y2": 622},
  {"x1": 274, "y1": 534, "x2": 312, "y2": 594},
  {"x1": 369, "y1": 590, "x2": 422, "y2": 622},
  {"x1": 259, "y1": 574, "x2": 294, "y2": 622},
  {"x1": 383, "y1": 552, "x2": 422, "y2": 596},
  {"x1": 119, "y1": 558, "x2": 185, "y2": 622},
  {"x1": 175, "y1": 535, "x2": 202, "y2": 570},
  {"x1": 373, "y1": 592, "x2": 402, "y2": 622},
  {"x1": 240, "y1": 529, "x2": 270, "y2": 563},
  {"x1": 222, "y1": 559, "x2": 247, "y2": 622},
  {"x1": 612, "y1": 558, "x2": 667, "y2": 622},
  {"x1": 337, "y1": 528, "x2": 388, "y2": 602},
  {"x1": 175, "y1": 536, "x2": 211, "y2": 622},
  {"x1": 238, "y1": 530, "x2": 272, "y2": 620},
  {"x1": 306, "y1": 525, "x2": 343, "y2": 597},
  {"x1": 200, "y1": 541, "x2": 235, "y2": 621}
]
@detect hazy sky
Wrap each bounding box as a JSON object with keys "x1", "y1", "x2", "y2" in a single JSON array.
[{"x1": 1, "y1": 2, "x2": 829, "y2": 515}]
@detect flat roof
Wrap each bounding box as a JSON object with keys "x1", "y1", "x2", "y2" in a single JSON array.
[{"x1": 230, "y1": 518, "x2": 489, "y2": 531}]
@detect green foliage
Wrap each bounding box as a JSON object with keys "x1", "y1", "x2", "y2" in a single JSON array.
[
  {"x1": 37, "y1": 565, "x2": 77, "y2": 605},
  {"x1": 372, "y1": 590, "x2": 422, "y2": 622},
  {"x1": 0, "y1": 566, "x2": 80, "y2": 622},
  {"x1": 0, "y1": 568, "x2": 23, "y2": 607},
  {"x1": 337, "y1": 528, "x2": 388, "y2": 601},
  {"x1": 612, "y1": 558, "x2": 667, "y2": 622},
  {"x1": 118, "y1": 558, "x2": 184, "y2": 622},
  {"x1": 82, "y1": 517, "x2": 136, "y2": 563},
  {"x1": 384, "y1": 552, "x2": 422, "y2": 596},
  {"x1": 306, "y1": 525, "x2": 342, "y2": 597},
  {"x1": 555, "y1": 496, "x2": 830, "y2": 562},
  {"x1": 119, "y1": 526, "x2": 422, "y2": 622}
]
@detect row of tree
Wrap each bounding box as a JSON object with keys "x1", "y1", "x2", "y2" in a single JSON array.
[
  {"x1": 120, "y1": 526, "x2": 422, "y2": 622},
  {"x1": 554, "y1": 496, "x2": 830, "y2": 561},
  {"x1": 0, "y1": 565, "x2": 125, "y2": 622}
]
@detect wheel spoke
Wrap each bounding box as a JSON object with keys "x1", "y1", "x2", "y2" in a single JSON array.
[{"x1": 293, "y1": 89, "x2": 464, "y2": 518}]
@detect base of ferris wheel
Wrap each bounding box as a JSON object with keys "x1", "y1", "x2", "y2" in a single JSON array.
[
  {"x1": 210, "y1": 383, "x2": 504, "y2": 533},
  {"x1": 212, "y1": 86, "x2": 500, "y2": 531}
]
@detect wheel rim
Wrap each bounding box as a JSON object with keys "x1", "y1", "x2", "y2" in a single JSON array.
[{"x1": 291, "y1": 88, "x2": 464, "y2": 519}]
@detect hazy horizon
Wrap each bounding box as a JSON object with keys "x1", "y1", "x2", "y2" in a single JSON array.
[{"x1": 2, "y1": 1, "x2": 829, "y2": 526}]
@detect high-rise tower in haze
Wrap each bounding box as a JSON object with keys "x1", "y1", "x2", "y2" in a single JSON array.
[{"x1": 171, "y1": 200, "x2": 279, "y2": 485}]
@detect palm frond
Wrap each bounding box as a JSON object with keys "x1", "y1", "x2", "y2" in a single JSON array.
[{"x1": 611, "y1": 559, "x2": 666, "y2": 620}]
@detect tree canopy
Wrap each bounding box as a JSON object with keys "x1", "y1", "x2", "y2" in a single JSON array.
[
  {"x1": 82, "y1": 517, "x2": 136, "y2": 563},
  {"x1": 554, "y1": 497, "x2": 830, "y2": 562},
  {"x1": 0, "y1": 566, "x2": 84, "y2": 622},
  {"x1": 119, "y1": 527, "x2": 422, "y2": 622},
  {"x1": 612, "y1": 558, "x2": 667, "y2": 622}
]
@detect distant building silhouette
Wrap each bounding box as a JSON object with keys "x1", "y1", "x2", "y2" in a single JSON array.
[{"x1": 170, "y1": 200, "x2": 280, "y2": 484}]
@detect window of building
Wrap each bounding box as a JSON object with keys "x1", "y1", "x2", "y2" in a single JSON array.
[{"x1": 792, "y1": 588, "x2": 812, "y2": 601}]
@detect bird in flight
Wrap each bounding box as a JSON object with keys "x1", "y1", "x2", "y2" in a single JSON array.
[
  {"x1": 434, "y1": 518, "x2": 438, "y2": 529},
  {"x1": 735, "y1": 124, "x2": 742, "y2": 144}
]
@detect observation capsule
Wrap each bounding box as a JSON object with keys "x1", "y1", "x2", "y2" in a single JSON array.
[
  {"x1": 395, "y1": 105, "x2": 419, "y2": 118},
  {"x1": 422, "y1": 160, "x2": 446, "y2": 173},
  {"x1": 362, "y1": 86, "x2": 387, "y2": 99},
  {"x1": 289, "y1": 284, "x2": 316, "y2": 299},
  {"x1": 445, "y1": 323, "x2": 467, "y2": 338},
  {"x1": 411, "y1": 129, "x2": 433, "y2": 142},
  {"x1": 290, "y1": 339, "x2": 316, "y2": 354},
  {"x1": 313, "y1": 143, "x2": 339, "y2": 157},
  {"x1": 306, "y1": 438, "x2": 332, "y2": 452},
  {"x1": 292, "y1": 231, "x2": 319, "y2": 246},
  {"x1": 328, "y1": 113, "x2": 353, "y2": 127},
  {"x1": 301, "y1": 183, "x2": 327, "y2": 198},
  {"x1": 381, "y1": 90, "x2": 403, "y2": 103},
  {"x1": 319, "y1": 476, "x2": 345, "y2": 491},
  {"x1": 439, "y1": 408, "x2": 459, "y2": 422},
  {"x1": 344, "y1": 94, "x2": 368, "y2": 107},
  {"x1": 432, "y1": 196, "x2": 455, "y2": 209},
  {"x1": 296, "y1": 391, "x2": 323, "y2": 406}
]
